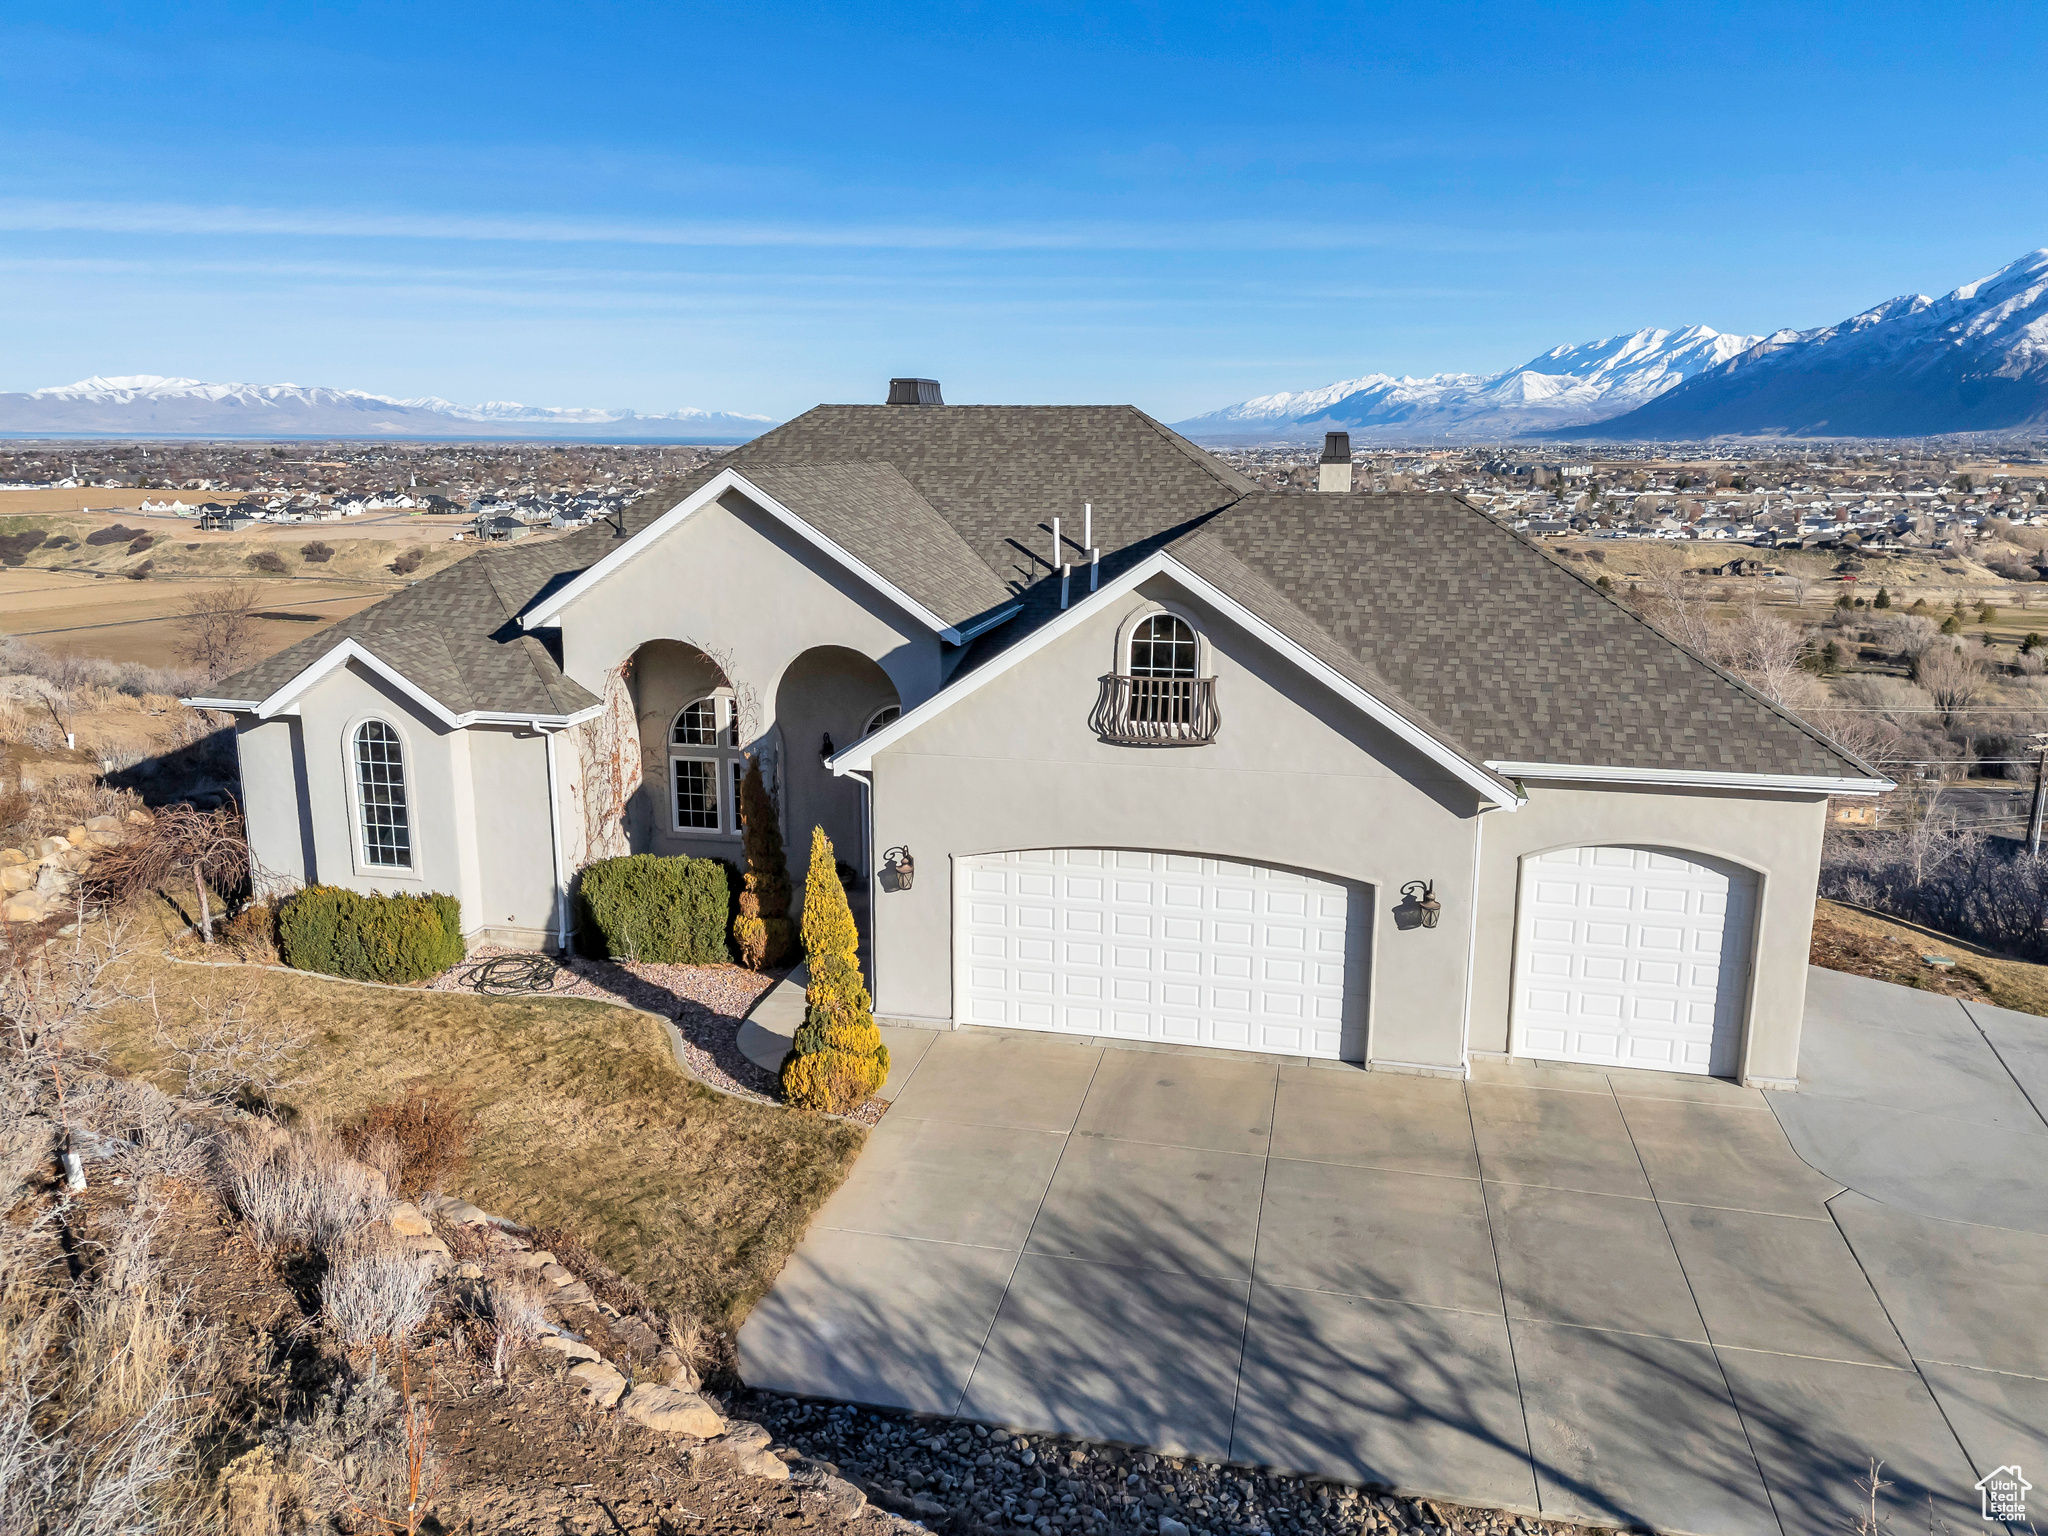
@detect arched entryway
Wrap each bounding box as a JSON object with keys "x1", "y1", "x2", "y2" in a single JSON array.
[
  {"x1": 774, "y1": 646, "x2": 899, "y2": 884},
  {"x1": 623, "y1": 639, "x2": 748, "y2": 859}
]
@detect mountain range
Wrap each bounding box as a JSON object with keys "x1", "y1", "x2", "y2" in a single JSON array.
[
  {"x1": 1570, "y1": 249, "x2": 2048, "y2": 440},
  {"x1": 0, "y1": 376, "x2": 778, "y2": 441},
  {"x1": 1172, "y1": 326, "x2": 1762, "y2": 444},
  {"x1": 1173, "y1": 248, "x2": 2048, "y2": 444}
]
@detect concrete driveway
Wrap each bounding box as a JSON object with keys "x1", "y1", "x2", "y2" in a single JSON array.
[{"x1": 739, "y1": 968, "x2": 2048, "y2": 1536}]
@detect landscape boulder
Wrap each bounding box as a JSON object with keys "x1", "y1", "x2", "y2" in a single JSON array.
[
  {"x1": 568, "y1": 1359, "x2": 627, "y2": 1409},
  {"x1": 3, "y1": 892, "x2": 50, "y2": 923},
  {"x1": 536, "y1": 1334, "x2": 600, "y2": 1365},
  {"x1": 0, "y1": 866, "x2": 32, "y2": 893},
  {"x1": 388, "y1": 1201, "x2": 433, "y2": 1237},
  {"x1": 622, "y1": 1384, "x2": 726, "y2": 1438}
]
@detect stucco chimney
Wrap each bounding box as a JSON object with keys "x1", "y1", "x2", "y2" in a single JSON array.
[
  {"x1": 887, "y1": 378, "x2": 945, "y2": 405},
  {"x1": 1318, "y1": 432, "x2": 1354, "y2": 493}
]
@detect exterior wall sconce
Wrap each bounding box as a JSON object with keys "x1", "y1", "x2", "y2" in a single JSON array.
[
  {"x1": 882, "y1": 845, "x2": 915, "y2": 892},
  {"x1": 819, "y1": 733, "x2": 835, "y2": 760},
  {"x1": 1399, "y1": 879, "x2": 1442, "y2": 929}
]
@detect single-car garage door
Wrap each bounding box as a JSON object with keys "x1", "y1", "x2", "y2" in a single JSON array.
[
  {"x1": 958, "y1": 849, "x2": 1365, "y2": 1058},
  {"x1": 1512, "y1": 845, "x2": 1755, "y2": 1077}
]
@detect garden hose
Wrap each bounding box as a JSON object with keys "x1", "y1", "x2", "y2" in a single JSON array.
[{"x1": 468, "y1": 952, "x2": 565, "y2": 996}]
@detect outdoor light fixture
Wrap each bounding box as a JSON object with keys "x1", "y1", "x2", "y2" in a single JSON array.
[
  {"x1": 819, "y1": 733, "x2": 835, "y2": 760},
  {"x1": 1400, "y1": 879, "x2": 1442, "y2": 929},
  {"x1": 883, "y1": 845, "x2": 915, "y2": 891}
]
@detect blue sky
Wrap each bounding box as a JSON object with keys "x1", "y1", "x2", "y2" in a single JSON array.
[{"x1": 2, "y1": 1, "x2": 2043, "y2": 422}]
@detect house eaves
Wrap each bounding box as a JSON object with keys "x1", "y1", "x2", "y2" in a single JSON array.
[
  {"x1": 1485, "y1": 761, "x2": 1897, "y2": 796},
  {"x1": 184, "y1": 637, "x2": 602, "y2": 730}
]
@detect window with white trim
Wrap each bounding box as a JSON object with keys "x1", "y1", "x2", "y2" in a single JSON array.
[
  {"x1": 669, "y1": 695, "x2": 743, "y2": 834},
  {"x1": 353, "y1": 719, "x2": 412, "y2": 868},
  {"x1": 863, "y1": 703, "x2": 901, "y2": 736},
  {"x1": 1128, "y1": 613, "x2": 1199, "y2": 679}
]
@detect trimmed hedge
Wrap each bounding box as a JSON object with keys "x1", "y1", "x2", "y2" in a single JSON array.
[
  {"x1": 577, "y1": 854, "x2": 733, "y2": 964},
  {"x1": 277, "y1": 885, "x2": 465, "y2": 983}
]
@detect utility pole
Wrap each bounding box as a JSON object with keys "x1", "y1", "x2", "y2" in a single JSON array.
[{"x1": 2030, "y1": 731, "x2": 2048, "y2": 857}]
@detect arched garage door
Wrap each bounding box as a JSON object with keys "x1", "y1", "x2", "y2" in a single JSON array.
[
  {"x1": 957, "y1": 849, "x2": 1367, "y2": 1059},
  {"x1": 1512, "y1": 845, "x2": 1756, "y2": 1078}
]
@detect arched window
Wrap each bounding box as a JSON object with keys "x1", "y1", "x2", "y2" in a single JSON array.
[
  {"x1": 1128, "y1": 613, "x2": 1199, "y2": 679},
  {"x1": 669, "y1": 695, "x2": 743, "y2": 835},
  {"x1": 863, "y1": 703, "x2": 901, "y2": 736},
  {"x1": 353, "y1": 719, "x2": 412, "y2": 868}
]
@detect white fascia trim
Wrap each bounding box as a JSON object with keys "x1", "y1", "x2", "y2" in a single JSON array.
[
  {"x1": 223, "y1": 638, "x2": 601, "y2": 731},
  {"x1": 830, "y1": 549, "x2": 1522, "y2": 807},
  {"x1": 182, "y1": 696, "x2": 259, "y2": 711},
  {"x1": 1486, "y1": 761, "x2": 1897, "y2": 796},
  {"x1": 517, "y1": 467, "x2": 979, "y2": 643}
]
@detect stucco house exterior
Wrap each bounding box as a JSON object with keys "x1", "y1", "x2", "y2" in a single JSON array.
[{"x1": 192, "y1": 386, "x2": 1888, "y2": 1088}]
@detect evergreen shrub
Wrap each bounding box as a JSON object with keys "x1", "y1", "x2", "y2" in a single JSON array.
[
  {"x1": 732, "y1": 754, "x2": 794, "y2": 969},
  {"x1": 577, "y1": 853, "x2": 733, "y2": 964},
  {"x1": 780, "y1": 826, "x2": 888, "y2": 1113},
  {"x1": 277, "y1": 885, "x2": 465, "y2": 983}
]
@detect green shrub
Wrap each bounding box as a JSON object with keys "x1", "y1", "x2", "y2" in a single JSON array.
[
  {"x1": 781, "y1": 827, "x2": 887, "y2": 1113},
  {"x1": 277, "y1": 885, "x2": 465, "y2": 983},
  {"x1": 577, "y1": 854, "x2": 733, "y2": 964}
]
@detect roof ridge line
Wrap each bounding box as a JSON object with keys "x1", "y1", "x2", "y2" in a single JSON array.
[
  {"x1": 1440, "y1": 493, "x2": 1880, "y2": 778},
  {"x1": 1127, "y1": 408, "x2": 1258, "y2": 498}
]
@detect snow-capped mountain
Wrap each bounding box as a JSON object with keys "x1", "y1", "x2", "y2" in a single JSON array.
[
  {"x1": 1567, "y1": 249, "x2": 2048, "y2": 440},
  {"x1": 0, "y1": 375, "x2": 777, "y2": 440},
  {"x1": 1173, "y1": 326, "x2": 1761, "y2": 444}
]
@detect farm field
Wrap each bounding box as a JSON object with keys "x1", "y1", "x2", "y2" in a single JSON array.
[{"x1": 0, "y1": 506, "x2": 512, "y2": 667}]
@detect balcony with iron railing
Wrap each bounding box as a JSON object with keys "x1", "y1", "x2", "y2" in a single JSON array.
[{"x1": 1089, "y1": 673, "x2": 1221, "y2": 746}]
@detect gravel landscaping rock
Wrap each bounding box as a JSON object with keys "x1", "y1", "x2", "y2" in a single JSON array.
[{"x1": 741, "y1": 1393, "x2": 1598, "y2": 1536}]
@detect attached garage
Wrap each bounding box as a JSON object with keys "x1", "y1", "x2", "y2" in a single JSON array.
[
  {"x1": 956, "y1": 849, "x2": 1367, "y2": 1058},
  {"x1": 1511, "y1": 845, "x2": 1757, "y2": 1077}
]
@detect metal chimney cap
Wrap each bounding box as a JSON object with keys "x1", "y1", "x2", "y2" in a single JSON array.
[
  {"x1": 1319, "y1": 431, "x2": 1352, "y2": 464},
  {"x1": 887, "y1": 378, "x2": 945, "y2": 406}
]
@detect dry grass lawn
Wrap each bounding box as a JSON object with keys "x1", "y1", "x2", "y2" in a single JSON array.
[
  {"x1": 94, "y1": 935, "x2": 864, "y2": 1329},
  {"x1": 1814, "y1": 897, "x2": 2048, "y2": 1017}
]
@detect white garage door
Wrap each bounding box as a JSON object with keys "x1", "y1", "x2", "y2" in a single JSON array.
[
  {"x1": 958, "y1": 849, "x2": 1364, "y2": 1058},
  {"x1": 1512, "y1": 845, "x2": 1755, "y2": 1077}
]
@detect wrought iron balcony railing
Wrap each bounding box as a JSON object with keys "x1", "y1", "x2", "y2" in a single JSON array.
[{"x1": 1089, "y1": 674, "x2": 1221, "y2": 746}]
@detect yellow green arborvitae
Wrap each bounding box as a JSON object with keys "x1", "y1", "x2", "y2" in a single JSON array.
[
  {"x1": 779, "y1": 826, "x2": 888, "y2": 1113},
  {"x1": 732, "y1": 755, "x2": 793, "y2": 969}
]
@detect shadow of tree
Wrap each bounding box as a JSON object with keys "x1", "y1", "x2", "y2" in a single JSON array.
[{"x1": 736, "y1": 1054, "x2": 1992, "y2": 1535}]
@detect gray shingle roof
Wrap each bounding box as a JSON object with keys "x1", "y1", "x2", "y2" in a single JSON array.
[
  {"x1": 1176, "y1": 493, "x2": 1865, "y2": 778},
  {"x1": 211, "y1": 533, "x2": 605, "y2": 716},
  {"x1": 735, "y1": 461, "x2": 1014, "y2": 628},
  {"x1": 210, "y1": 403, "x2": 1867, "y2": 780}
]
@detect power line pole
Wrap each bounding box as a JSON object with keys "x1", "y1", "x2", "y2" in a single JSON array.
[{"x1": 2030, "y1": 732, "x2": 2048, "y2": 857}]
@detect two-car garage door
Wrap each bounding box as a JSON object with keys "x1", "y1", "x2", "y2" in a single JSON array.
[
  {"x1": 1512, "y1": 845, "x2": 1756, "y2": 1078},
  {"x1": 958, "y1": 849, "x2": 1365, "y2": 1059}
]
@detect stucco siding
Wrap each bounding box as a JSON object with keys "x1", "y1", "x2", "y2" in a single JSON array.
[
  {"x1": 1470, "y1": 781, "x2": 1826, "y2": 1085},
  {"x1": 467, "y1": 725, "x2": 561, "y2": 944},
  {"x1": 866, "y1": 574, "x2": 1483, "y2": 1070},
  {"x1": 552, "y1": 491, "x2": 947, "y2": 727},
  {"x1": 236, "y1": 716, "x2": 312, "y2": 894},
  {"x1": 272, "y1": 661, "x2": 476, "y2": 913}
]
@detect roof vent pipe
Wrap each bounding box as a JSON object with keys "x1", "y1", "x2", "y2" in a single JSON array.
[
  {"x1": 887, "y1": 377, "x2": 945, "y2": 405},
  {"x1": 1318, "y1": 432, "x2": 1354, "y2": 493}
]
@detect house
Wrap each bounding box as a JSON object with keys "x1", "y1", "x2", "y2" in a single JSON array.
[{"x1": 190, "y1": 392, "x2": 1889, "y2": 1089}]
